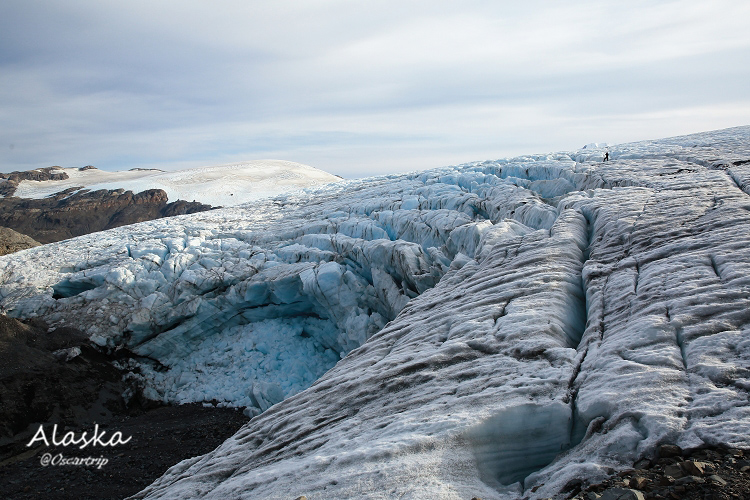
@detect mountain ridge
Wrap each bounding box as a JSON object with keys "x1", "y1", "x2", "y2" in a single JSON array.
[{"x1": 0, "y1": 160, "x2": 342, "y2": 248}]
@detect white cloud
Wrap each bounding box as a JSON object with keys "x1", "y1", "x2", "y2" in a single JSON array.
[{"x1": 1, "y1": 0, "x2": 749, "y2": 177}]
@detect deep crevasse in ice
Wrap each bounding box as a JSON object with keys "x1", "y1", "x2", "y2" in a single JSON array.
[
  {"x1": 1, "y1": 166, "x2": 559, "y2": 415},
  {"x1": 1, "y1": 126, "x2": 750, "y2": 498}
]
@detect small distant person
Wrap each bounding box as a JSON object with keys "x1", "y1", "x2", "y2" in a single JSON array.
[{"x1": 603, "y1": 150, "x2": 609, "y2": 162}]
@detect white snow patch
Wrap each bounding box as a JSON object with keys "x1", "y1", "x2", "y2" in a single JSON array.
[{"x1": 13, "y1": 160, "x2": 341, "y2": 207}]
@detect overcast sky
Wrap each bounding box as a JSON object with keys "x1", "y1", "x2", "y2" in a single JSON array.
[{"x1": 1, "y1": 1, "x2": 749, "y2": 178}]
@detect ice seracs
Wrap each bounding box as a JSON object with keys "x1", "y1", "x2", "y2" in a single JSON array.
[{"x1": 1, "y1": 126, "x2": 749, "y2": 498}]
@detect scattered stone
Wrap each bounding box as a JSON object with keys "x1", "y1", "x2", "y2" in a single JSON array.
[
  {"x1": 578, "y1": 446, "x2": 750, "y2": 500},
  {"x1": 599, "y1": 487, "x2": 645, "y2": 500},
  {"x1": 663, "y1": 464, "x2": 684, "y2": 478},
  {"x1": 704, "y1": 449, "x2": 722, "y2": 461},
  {"x1": 633, "y1": 459, "x2": 650, "y2": 470},
  {"x1": 563, "y1": 478, "x2": 585, "y2": 496},
  {"x1": 656, "y1": 457, "x2": 677, "y2": 467},
  {"x1": 657, "y1": 444, "x2": 683, "y2": 458},
  {"x1": 708, "y1": 474, "x2": 727, "y2": 486},
  {"x1": 675, "y1": 475, "x2": 705, "y2": 485},
  {"x1": 51, "y1": 346, "x2": 82, "y2": 362},
  {"x1": 657, "y1": 475, "x2": 675, "y2": 486},
  {"x1": 681, "y1": 460, "x2": 709, "y2": 476},
  {"x1": 627, "y1": 476, "x2": 647, "y2": 489}
]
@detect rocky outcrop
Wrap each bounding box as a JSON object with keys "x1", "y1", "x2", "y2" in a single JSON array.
[
  {"x1": 569, "y1": 444, "x2": 750, "y2": 500},
  {"x1": 0, "y1": 227, "x2": 40, "y2": 256},
  {"x1": 159, "y1": 198, "x2": 214, "y2": 218},
  {"x1": 0, "y1": 188, "x2": 213, "y2": 245},
  {"x1": 0, "y1": 167, "x2": 69, "y2": 197}
]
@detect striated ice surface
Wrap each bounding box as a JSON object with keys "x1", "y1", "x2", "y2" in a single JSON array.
[{"x1": 1, "y1": 126, "x2": 750, "y2": 499}]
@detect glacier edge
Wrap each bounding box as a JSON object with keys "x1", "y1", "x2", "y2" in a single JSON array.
[{"x1": 0, "y1": 126, "x2": 749, "y2": 498}]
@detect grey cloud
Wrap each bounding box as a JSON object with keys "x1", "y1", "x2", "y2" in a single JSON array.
[{"x1": 1, "y1": 0, "x2": 749, "y2": 177}]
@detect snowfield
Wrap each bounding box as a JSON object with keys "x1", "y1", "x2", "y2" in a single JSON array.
[
  {"x1": 1, "y1": 126, "x2": 749, "y2": 499},
  {"x1": 11, "y1": 159, "x2": 341, "y2": 207}
]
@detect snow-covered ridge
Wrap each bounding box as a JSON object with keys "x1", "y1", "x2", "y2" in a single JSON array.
[
  {"x1": 1, "y1": 126, "x2": 750, "y2": 499},
  {"x1": 11, "y1": 160, "x2": 341, "y2": 207}
]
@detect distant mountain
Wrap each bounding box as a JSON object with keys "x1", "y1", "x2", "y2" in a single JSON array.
[
  {"x1": 0, "y1": 188, "x2": 212, "y2": 244},
  {"x1": 0, "y1": 160, "x2": 341, "y2": 247},
  {"x1": 8, "y1": 160, "x2": 342, "y2": 207},
  {"x1": 0, "y1": 166, "x2": 70, "y2": 197}
]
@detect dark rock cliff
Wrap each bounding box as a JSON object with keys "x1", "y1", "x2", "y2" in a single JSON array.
[{"x1": 0, "y1": 187, "x2": 214, "y2": 245}]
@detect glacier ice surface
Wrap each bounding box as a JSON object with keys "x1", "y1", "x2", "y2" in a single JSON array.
[{"x1": 1, "y1": 126, "x2": 750, "y2": 498}]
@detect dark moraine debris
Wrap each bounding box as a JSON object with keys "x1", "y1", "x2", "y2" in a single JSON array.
[
  {"x1": 570, "y1": 444, "x2": 750, "y2": 500},
  {"x1": 0, "y1": 315, "x2": 249, "y2": 500}
]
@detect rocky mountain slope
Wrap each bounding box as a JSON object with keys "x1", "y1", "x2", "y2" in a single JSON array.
[
  {"x1": 0, "y1": 227, "x2": 40, "y2": 256},
  {"x1": 9, "y1": 160, "x2": 342, "y2": 208},
  {"x1": 0, "y1": 166, "x2": 70, "y2": 197},
  {"x1": 1, "y1": 127, "x2": 749, "y2": 499},
  {"x1": 0, "y1": 187, "x2": 211, "y2": 245},
  {"x1": 0, "y1": 161, "x2": 340, "y2": 247}
]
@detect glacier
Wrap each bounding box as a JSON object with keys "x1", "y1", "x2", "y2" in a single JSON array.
[
  {"x1": 1, "y1": 126, "x2": 749, "y2": 498},
  {"x1": 10, "y1": 159, "x2": 342, "y2": 207}
]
